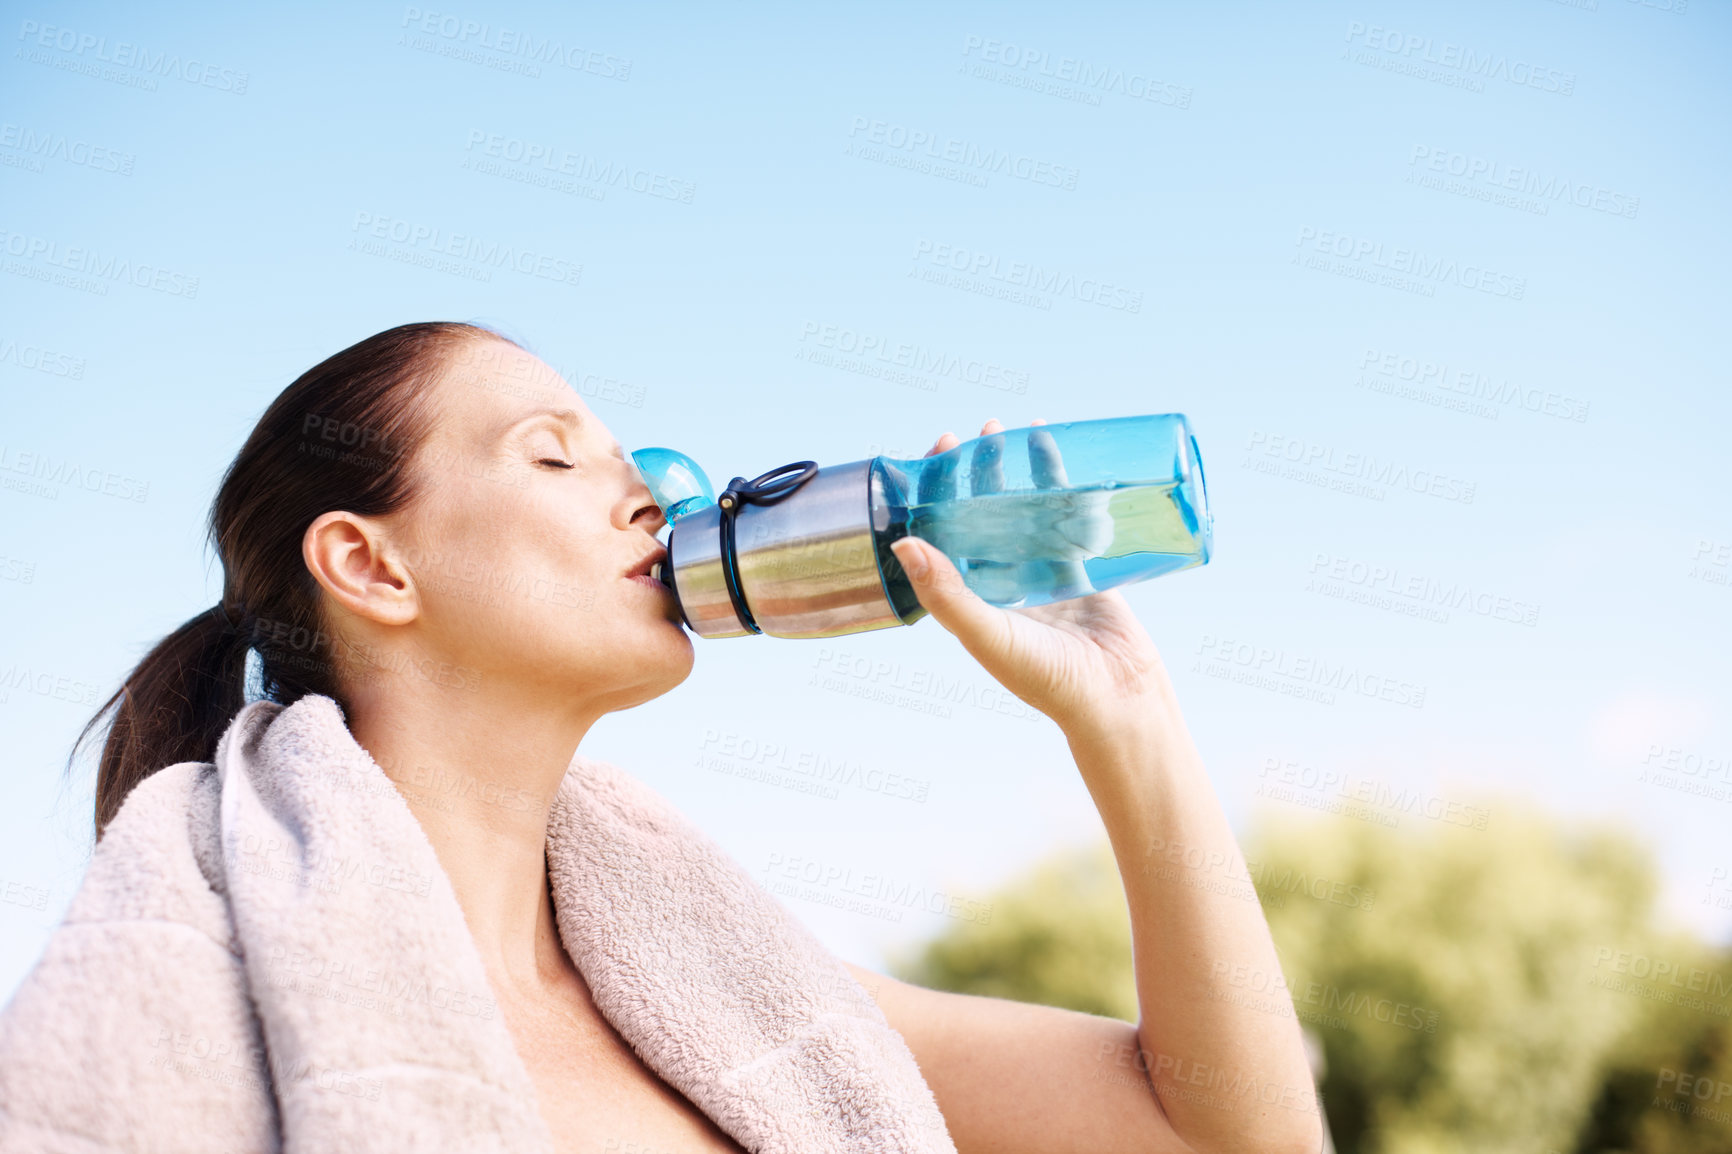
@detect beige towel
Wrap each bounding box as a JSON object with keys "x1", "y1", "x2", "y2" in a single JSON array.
[{"x1": 0, "y1": 694, "x2": 955, "y2": 1153}]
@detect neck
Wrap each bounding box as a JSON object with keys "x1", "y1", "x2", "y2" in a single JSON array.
[{"x1": 345, "y1": 681, "x2": 602, "y2": 989}]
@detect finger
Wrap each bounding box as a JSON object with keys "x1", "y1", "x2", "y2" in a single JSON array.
[
  {"x1": 925, "y1": 432, "x2": 960, "y2": 458},
  {"x1": 1030, "y1": 418, "x2": 1046, "y2": 426},
  {"x1": 963, "y1": 424, "x2": 1016, "y2": 603},
  {"x1": 1029, "y1": 426, "x2": 1071, "y2": 488},
  {"x1": 970, "y1": 425, "x2": 1006, "y2": 494},
  {"x1": 1026, "y1": 423, "x2": 1095, "y2": 597},
  {"x1": 889, "y1": 537, "x2": 1012, "y2": 659},
  {"x1": 981, "y1": 418, "x2": 1003, "y2": 436},
  {"x1": 920, "y1": 436, "x2": 960, "y2": 504}
]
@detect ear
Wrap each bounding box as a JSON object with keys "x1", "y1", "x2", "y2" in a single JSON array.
[{"x1": 303, "y1": 511, "x2": 418, "y2": 626}]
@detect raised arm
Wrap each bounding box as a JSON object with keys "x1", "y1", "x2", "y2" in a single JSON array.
[{"x1": 850, "y1": 420, "x2": 1321, "y2": 1154}]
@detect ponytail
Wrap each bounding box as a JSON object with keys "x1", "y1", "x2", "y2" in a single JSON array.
[
  {"x1": 77, "y1": 605, "x2": 250, "y2": 837},
  {"x1": 69, "y1": 321, "x2": 512, "y2": 839}
]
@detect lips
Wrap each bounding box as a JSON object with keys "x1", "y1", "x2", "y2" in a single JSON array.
[{"x1": 628, "y1": 546, "x2": 669, "y2": 582}]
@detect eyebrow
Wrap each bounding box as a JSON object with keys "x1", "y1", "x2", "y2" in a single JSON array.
[
  {"x1": 506, "y1": 407, "x2": 586, "y2": 432},
  {"x1": 498, "y1": 407, "x2": 587, "y2": 444},
  {"x1": 500, "y1": 407, "x2": 625, "y2": 458}
]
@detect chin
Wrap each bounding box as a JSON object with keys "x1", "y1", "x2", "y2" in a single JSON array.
[
  {"x1": 656, "y1": 632, "x2": 696, "y2": 687},
  {"x1": 624, "y1": 629, "x2": 697, "y2": 704}
]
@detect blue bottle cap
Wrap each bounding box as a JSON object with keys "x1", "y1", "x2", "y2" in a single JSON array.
[{"x1": 630, "y1": 447, "x2": 717, "y2": 524}]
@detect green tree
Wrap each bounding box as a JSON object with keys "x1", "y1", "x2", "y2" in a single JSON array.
[
  {"x1": 1569, "y1": 930, "x2": 1732, "y2": 1154},
  {"x1": 1247, "y1": 806, "x2": 1652, "y2": 1154},
  {"x1": 889, "y1": 839, "x2": 1137, "y2": 1021},
  {"x1": 891, "y1": 802, "x2": 1729, "y2": 1153}
]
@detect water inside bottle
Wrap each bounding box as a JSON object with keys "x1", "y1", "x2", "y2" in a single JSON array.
[{"x1": 902, "y1": 480, "x2": 1206, "y2": 607}]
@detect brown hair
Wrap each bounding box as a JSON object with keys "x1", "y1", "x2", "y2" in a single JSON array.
[{"x1": 73, "y1": 321, "x2": 515, "y2": 837}]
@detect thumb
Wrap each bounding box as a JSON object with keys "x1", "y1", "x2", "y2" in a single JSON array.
[{"x1": 889, "y1": 537, "x2": 1011, "y2": 657}]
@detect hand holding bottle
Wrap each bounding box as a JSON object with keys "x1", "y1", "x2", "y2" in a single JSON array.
[
  {"x1": 888, "y1": 419, "x2": 1177, "y2": 744},
  {"x1": 915, "y1": 417, "x2": 1114, "y2": 604}
]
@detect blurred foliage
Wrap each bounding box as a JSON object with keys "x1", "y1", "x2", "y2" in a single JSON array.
[
  {"x1": 1570, "y1": 930, "x2": 1732, "y2": 1154},
  {"x1": 889, "y1": 803, "x2": 1732, "y2": 1154},
  {"x1": 889, "y1": 839, "x2": 1138, "y2": 1022},
  {"x1": 1250, "y1": 806, "x2": 1651, "y2": 1154}
]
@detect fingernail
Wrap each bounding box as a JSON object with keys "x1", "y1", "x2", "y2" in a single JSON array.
[{"x1": 896, "y1": 539, "x2": 929, "y2": 582}]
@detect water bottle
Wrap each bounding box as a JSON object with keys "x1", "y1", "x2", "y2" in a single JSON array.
[{"x1": 631, "y1": 413, "x2": 1212, "y2": 639}]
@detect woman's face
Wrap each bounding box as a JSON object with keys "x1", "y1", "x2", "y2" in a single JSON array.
[{"x1": 384, "y1": 337, "x2": 692, "y2": 715}]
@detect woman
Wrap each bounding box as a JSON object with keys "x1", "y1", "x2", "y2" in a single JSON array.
[{"x1": 0, "y1": 322, "x2": 1320, "y2": 1154}]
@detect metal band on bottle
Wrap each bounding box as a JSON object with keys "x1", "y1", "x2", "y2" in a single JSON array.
[{"x1": 713, "y1": 461, "x2": 820, "y2": 636}]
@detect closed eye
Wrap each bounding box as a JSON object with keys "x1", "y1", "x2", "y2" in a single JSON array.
[{"x1": 536, "y1": 458, "x2": 575, "y2": 469}]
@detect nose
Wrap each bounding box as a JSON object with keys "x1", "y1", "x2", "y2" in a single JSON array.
[
  {"x1": 623, "y1": 462, "x2": 666, "y2": 533},
  {"x1": 633, "y1": 498, "x2": 666, "y2": 533}
]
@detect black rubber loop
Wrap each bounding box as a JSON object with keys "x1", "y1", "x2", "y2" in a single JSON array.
[
  {"x1": 718, "y1": 460, "x2": 818, "y2": 511},
  {"x1": 715, "y1": 460, "x2": 819, "y2": 635}
]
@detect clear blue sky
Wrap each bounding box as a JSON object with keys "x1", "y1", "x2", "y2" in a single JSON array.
[{"x1": 2, "y1": 0, "x2": 1727, "y2": 1000}]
